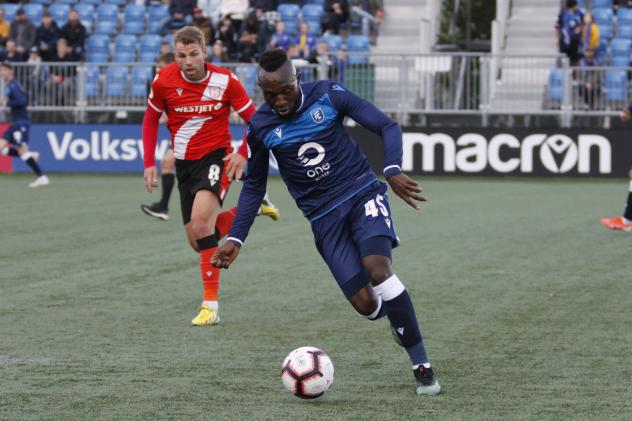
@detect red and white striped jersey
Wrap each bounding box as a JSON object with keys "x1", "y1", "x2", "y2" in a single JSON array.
[{"x1": 147, "y1": 62, "x2": 253, "y2": 160}]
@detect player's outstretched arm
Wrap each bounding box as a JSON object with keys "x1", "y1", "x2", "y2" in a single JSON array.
[
  {"x1": 211, "y1": 241, "x2": 241, "y2": 269},
  {"x1": 387, "y1": 173, "x2": 427, "y2": 210}
]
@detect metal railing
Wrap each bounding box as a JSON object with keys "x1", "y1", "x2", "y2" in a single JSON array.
[{"x1": 0, "y1": 54, "x2": 629, "y2": 126}]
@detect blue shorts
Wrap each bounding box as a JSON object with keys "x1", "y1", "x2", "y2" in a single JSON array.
[
  {"x1": 310, "y1": 181, "x2": 399, "y2": 300},
  {"x1": 3, "y1": 122, "x2": 30, "y2": 146}
]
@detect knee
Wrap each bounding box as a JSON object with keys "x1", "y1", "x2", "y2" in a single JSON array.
[
  {"x1": 189, "y1": 216, "x2": 210, "y2": 239},
  {"x1": 366, "y1": 264, "x2": 392, "y2": 285},
  {"x1": 352, "y1": 295, "x2": 379, "y2": 317},
  {"x1": 161, "y1": 158, "x2": 174, "y2": 173}
]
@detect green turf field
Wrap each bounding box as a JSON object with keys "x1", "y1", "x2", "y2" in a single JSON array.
[{"x1": 1, "y1": 174, "x2": 631, "y2": 420}]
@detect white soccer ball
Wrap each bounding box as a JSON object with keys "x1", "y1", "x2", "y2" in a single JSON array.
[{"x1": 281, "y1": 346, "x2": 334, "y2": 399}]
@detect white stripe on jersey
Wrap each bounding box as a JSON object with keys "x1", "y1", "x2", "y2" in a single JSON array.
[
  {"x1": 235, "y1": 99, "x2": 253, "y2": 114},
  {"x1": 173, "y1": 116, "x2": 213, "y2": 159},
  {"x1": 147, "y1": 99, "x2": 163, "y2": 113}
]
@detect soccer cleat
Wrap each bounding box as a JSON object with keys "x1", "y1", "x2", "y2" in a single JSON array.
[
  {"x1": 191, "y1": 304, "x2": 219, "y2": 326},
  {"x1": 601, "y1": 216, "x2": 632, "y2": 231},
  {"x1": 258, "y1": 196, "x2": 280, "y2": 220},
  {"x1": 413, "y1": 365, "x2": 441, "y2": 396},
  {"x1": 141, "y1": 202, "x2": 169, "y2": 221},
  {"x1": 28, "y1": 175, "x2": 49, "y2": 188}
]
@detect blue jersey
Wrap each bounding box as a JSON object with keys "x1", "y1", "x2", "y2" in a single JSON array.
[
  {"x1": 5, "y1": 79, "x2": 29, "y2": 122},
  {"x1": 229, "y1": 80, "x2": 403, "y2": 245}
]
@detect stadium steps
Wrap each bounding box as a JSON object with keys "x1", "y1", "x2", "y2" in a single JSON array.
[{"x1": 374, "y1": 0, "x2": 429, "y2": 54}]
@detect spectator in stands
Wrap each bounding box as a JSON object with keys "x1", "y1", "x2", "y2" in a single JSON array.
[
  {"x1": 60, "y1": 10, "x2": 86, "y2": 60},
  {"x1": 192, "y1": 7, "x2": 216, "y2": 45},
  {"x1": 9, "y1": 9, "x2": 36, "y2": 56},
  {"x1": 268, "y1": 21, "x2": 292, "y2": 50},
  {"x1": 36, "y1": 11, "x2": 60, "y2": 62},
  {"x1": 208, "y1": 39, "x2": 230, "y2": 63},
  {"x1": 238, "y1": 14, "x2": 260, "y2": 62},
  {"x1": 287, "y1": 43, "x2": 309, "y2": 67},
  {"x1": 251, "y1": 0, "x2": 279, "y2": 15},
  {"x1": 217, "y1": 16, "x2": 238, "y2": 57},
  {"x1": 0, "y1": 9, "x2": 9, "y2": 53},
  {"x1": 159, "y1": 41, "x2": 172, "y2": 55},
  {"x1": 0, "y1": 40, "x2": 26, "y2": 62},
  {"x1": 577, "y1": 48, "x2": 600, "y2": 110},
  {"x1": 323, "y1": 0, "x2": 350, "y2": 35},
  {"x1": 556, "y1": 0, "x2": 583, "y2": 65},
  {"x1": 221, "y1": 0, "x2": 250, "y2": 27},
  {"x1": 580, "y1": 12, "x2": 600, "y2": 54},
  {"x1": 27, "y1": 46, "x2": 44, "y2": 104},
  {"x1": 331, "y1": 46, "x2": 347, "y2": 83},
  {"x1": 294, "y1": 22, "x2": 316, "y2": 59},
  {"x1": 170, "y1": 0, "x2": 197, "y2": 22},
  {"x1": 45, "y1": 38, "x2": 77, "y2": 106},
  {"x1": 198, "y1": 0, "x2": 223, "y2": 25},
  {"x1": 162, "y1": 11, "x2": 188, "y2": 35}
]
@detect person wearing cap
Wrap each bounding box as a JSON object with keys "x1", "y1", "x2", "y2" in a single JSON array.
[
  {"x1": 8, "y1": 9, "x2": 36, "y2": 55},
  {"x1": 35, "y1": 11, "x2": 60, "y2": 62}
]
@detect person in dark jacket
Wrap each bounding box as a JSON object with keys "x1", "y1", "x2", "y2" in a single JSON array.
[
  {"x1": 9, "y1": 9, "x2": 36, "y2": 55},
  {"x1": 35, "y1": 11, "x2": 60, "y2": 62},
  {"x1": 322, "y1": 0, "x2": 349, "y2": 35},
  {"x1": 60, "y1": 10, "x2": 86, "y2": 60}
]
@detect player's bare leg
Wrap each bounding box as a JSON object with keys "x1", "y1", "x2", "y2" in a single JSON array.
[
  {"x1": 0, "y1": 139, "x2": 48, "y2": 187},
  {"x1": 186, "y1": 189, "x2": 222, "y2": 325},
  {"x1": 348, "y1": 253, "x2": 440, "y2": 395},
  {"x1": 141, "y1": 149, "x2": 175, "y2": 221},
  {"x1": 601, "y1": 168, "x2": 632, "y2": 231}
]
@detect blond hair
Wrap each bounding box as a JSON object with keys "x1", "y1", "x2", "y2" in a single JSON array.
[{"x1": 173, "y1": 26, "x2": 206, "y2": 48}]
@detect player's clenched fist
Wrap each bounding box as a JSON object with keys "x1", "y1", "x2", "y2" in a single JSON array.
[{"x1": 211, "y1": 242, "x2": 241, "y2": 269}]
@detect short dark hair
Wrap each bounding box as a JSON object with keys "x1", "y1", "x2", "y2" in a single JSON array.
[
  {"x1": 259, "y1": 48, "x2": 289, "y2": 72},
  {"x1": 566, "y1": 0, "x2": 578, "y2": 8},
  {"x1": 157, "y1": 52, "x2": 175, "y2": 64},
  {"x1": 1, "y1": 62, "x2": 13, "y2": 70}
]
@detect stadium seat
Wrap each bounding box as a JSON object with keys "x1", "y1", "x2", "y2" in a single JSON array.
[
  {"x1": 163, "y1": 34, "x2": 176, "y2": 48},
  {"x1": 56, "y1": 0, "x2": 77, "y2": 5},
  {"x1": 139, "y1": 34, "x2": 162, "y2": 62},
  {"x1": 147, "y1": 4, "x2": 169, "y2": 33},
  {"x1": 599, "y1": 21, "x2": 614, "y2": 39},
  {"x1": 612, "y1": 55, "x2": 630, "y2": 67},
  {"x1": 23, "y1": 4, "x2": 44, "y2": 25},
  {"x1": 279, "y1": 4, "x2": 301, "y2": 22},
  {"x1": 81, "y1": 0, "x2": 102, "y2": 5},
  {"x1": 320, "y1": 34, "x2": 342, "y2": 52},
  {"x1": 593, "y1": 8, "x2": 613, "y2": 26},
  {"x1": 105, "y1": 0, "x2": 127, "y2": 5},
  {"x1": 123, "y1": 4, "x2": 145, "y2": 34},
  {"x1": 596, "y1": 39, "x2": 608, "y2": 62},
  {"x1": 87, "y1": 34, "x2": 110, "y2": 62},
  {"x1": 604, "y1": 70, "x2": 628, "y2": 101},
  {"x1": 106, "y1": 66, "x2": 129, "y2": 96},
  {"x1": 593, "y1": 0, "x2": 612, "y2": 7},
  {"x1": 346, "y1": 35, "x2": 370, "y2": 64},
  {"x1": 48, "y1": 4, "x2": 71, "y2": 27},
  {"x1": 85, "y1": 65, "x2": 101, "y2": 97},
  {"x1": 0, "y1": 4, "x2": 19, "y2": 22},
  {"x1": 31, "y1": 0, "x2": 51, "y2": 5},
  {"x1": 302, "y1": 4, "x2": 324, "y2": 21},
  {"x1": 75, "y1": 4, "x2": 95, "y2": 33},
  {"x1": 131, "y1": 66, "x2": 152, "y2": 96},
  {"x1": 610, "y1": 37, "x2": 631, "y2": 57},
  {"x1": 114, "y1": 34, "x2": 137, "y2": 63},
  {"x1": 95, "y1": 20, "x2": 117, "y2": 35},
  {"x1": 307, "y1": 0, "x2": 325, "y2": 5},
  {"x1": 548, "y1": 69, "x2": 563, "y2": 101},
  {"x1": 617, "y1": 24, "x2": 632, "y2": 39},
  {"x1": 619, "y1": 8, "x2": 632, "y2": 27},
  {"x1": 97, "y1": 4, "x2": 119, "y2": 21}
]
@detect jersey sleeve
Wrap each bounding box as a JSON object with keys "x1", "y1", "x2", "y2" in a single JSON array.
[
  {"x1": 147, "y1": 73, "x2": 166, "y2": 113},
  {"x1": 327, "y1": 82, "x2": 403, "y2": 178},
  {"x1": 226, "y1": 124, "x2": 269, "y2": 246},
  {"x1": 7, "y1": 82, "x2": 28, "y2": 108},
  {"x1": 227, "y1": 73, "x2": 254, "y2": 118}
]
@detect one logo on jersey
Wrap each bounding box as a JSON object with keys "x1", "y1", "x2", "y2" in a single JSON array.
[
  {"x1": 310, "y1": 107, "x2": 325, "y2": 124},
  {"x1": 176, "y1": 88, "x2": 183, "y2": 96},
  {"x1": 273, "y1": 127, "x2": 283, "y2": 139},
  {"x1": 208, "y1": 164, "x2": 220, "y2": 186},
  {"x1": 396, "y1": 327, "x2": 404, "y2": 335},
  {"x1": 297, "y1": 142, "x2": 325, "y2": 167},
  {"x1": 332, "y1": 84, "x2": 345, "y2": 91},
  {"x1": 385, "y1": 218, "x2": 391, "y2": 228},
  {"x1": 203, "y1": 86, "x2": 222, "y2": 101}
]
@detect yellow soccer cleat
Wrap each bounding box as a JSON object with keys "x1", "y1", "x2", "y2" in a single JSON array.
[
  {"x1": 191, "y1": 304, "x2": 220, "y2": 326},
  {"x1": 258, "y1": 194, "x2": 280, "y2": 221}
]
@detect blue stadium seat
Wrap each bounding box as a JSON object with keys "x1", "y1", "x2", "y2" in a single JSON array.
[
  {"x1": 49, "y1": 4, "x2": 71, "y2": 27},
  {"x1": 105, "y1": 0, "x2": 127, "y2": 6},
  {"x1": 106, "y1": 66, "x2": 128, "y2": 96},
  {"x1": 548, "y1": 69, "x2": 563, "y2": 101},
  {"x1": 114, "y1": 34, "x2": 137, "y2": 62},
  {"x1": 23, "y1": 4, "x2": 44, "y2": 24},
  {"x1": 97, "y1": 4, "x2": 119, "y2": 21},
  {"x1": 0, "y1": 4, "x2": 19, "y2": 22},
  {"x1": 163, "y1": 34, "x2": 176, "y2": 48},
  {"x1": 347, "y1": 35, "x2": 369, "y2": 64},
  {"x1": 75, "y1": 4, "x2": 95, "y2": 33},
  {"x1": 56, "y1": 0, "x2": 77, "y2": 5},
  {"x1": 302, "y1": 4, "x2": 323, "y2": 21},
  {"x1": 147, "y1": 4, "x2": 169, "y2": 34},
  {"x1": 599, "y1": 21, "x2": 614, "y2": 39},
  {"x1": 612, "y1": 55, "x2": 630, "y2": 67},
  {"x1": 131, "y1": 66, "x2": 152, "y2": 96},
  {"x1": 81, "y1": 0, "x2": 102, "y2": 5},
  {"x1": 87, "y1": 34, "x2": 110, "y2": 62},
  {"x1": 31, "y1": 0, "x2": 51, "y2": 5},
  {"x1": 593, "y1": 0, "x2": 612, "y2": 7},
  {"x1": 593, "y1": 8, "x2": 613, "y2": 25},
  {"x1": 283, "y1": 21, "x2": 298, "y2": 35},
  {"x1": 139, "y1": 34, "x2": 162, "y2": 62},
  {"x1": 605, "y1": 70, "x2": 627, "y2": 101},
  {"x1": 619, "y1": 8, "x2": 632, "y2": 27},
  {"x1": 618, "y1": 23, "x2": 632, "y2": 39},
  {"x1": 123, "y1": 4, "x2": 145, "y2": 34},
  {"x1": 610, "y1": 37, "x2": 631, "y2": 57},
  {"x1": 320, "y1": 34, "x2": 342, "y2": 52},
  {"x1": 95, "y1": 20, "x2": 117, "y2": 35},
  {"x1": 596, "y1": 38, "x2": 608, "y2": 61},
  {"x1": 86, "y1": 65, "x2": 101, "y2": 97},
  {"x1": 307, "y1": 0, "x2": 325, "y2": 5},
  {"x1": 279, "y1": 4, "x2": 300, "y2": 22}
]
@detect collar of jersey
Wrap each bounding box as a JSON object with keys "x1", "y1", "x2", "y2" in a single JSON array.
[{"x1": 180, "y1": 70, "x2": 211, "y2": 84}]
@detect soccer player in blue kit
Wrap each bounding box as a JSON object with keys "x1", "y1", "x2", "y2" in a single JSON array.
[
  {"x1": 0, "y1": 62, "x2": 49, "y2": 188},
  {"x1": 211, "y1": 49, "x2": 440, "y2": 395}
]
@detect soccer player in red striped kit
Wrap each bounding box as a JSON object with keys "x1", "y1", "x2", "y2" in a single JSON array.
[{"x1": 142, "y1": 26, "x2": 259, "y2": 326}]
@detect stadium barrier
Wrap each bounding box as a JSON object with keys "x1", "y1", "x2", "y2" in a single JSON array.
[{"x1": 1, "y1": 56, "x2": 631, "y2": 126}]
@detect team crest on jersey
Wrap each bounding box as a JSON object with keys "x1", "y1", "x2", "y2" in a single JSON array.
[
  {"x1": 311, "y1": 108, "x2": 324, "y2": 124},
  {"x1": 203, "y1": 86, "x2": 223, "y2": 101},
  {"x1": 176, "y1": 88, "x2": 183, "y2": 96}
]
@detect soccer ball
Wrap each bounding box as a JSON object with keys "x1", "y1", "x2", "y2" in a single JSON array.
[{"x1": 281, "y1": 346, "x2": 334, "y2": 399}]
